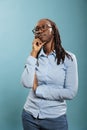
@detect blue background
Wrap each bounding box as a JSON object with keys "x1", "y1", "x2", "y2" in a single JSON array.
[{"x1": 0, "y1": 0, "x2": 87, "y2": 130}]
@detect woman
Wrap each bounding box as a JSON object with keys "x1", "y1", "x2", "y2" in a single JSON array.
[{"x1": 21, "y1": 18, "x2": 78, "y2": 130}]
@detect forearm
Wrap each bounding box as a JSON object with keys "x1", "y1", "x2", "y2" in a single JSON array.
[{"x1": 35, "y1": 84, "x2": 78, "y2": 101}]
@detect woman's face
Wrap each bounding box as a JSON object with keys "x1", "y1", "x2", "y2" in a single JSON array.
[{"x1": 34, "y1": 19, "x2": 54, "y2": 43}]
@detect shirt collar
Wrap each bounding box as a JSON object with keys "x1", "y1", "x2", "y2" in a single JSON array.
[{"x1": 38, "y1": 48, "x2": 56, "y2": 58}]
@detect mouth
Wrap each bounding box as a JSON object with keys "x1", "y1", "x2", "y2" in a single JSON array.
[{"x1": 35, "y1": 34, "x2": 46, "y2": 39}]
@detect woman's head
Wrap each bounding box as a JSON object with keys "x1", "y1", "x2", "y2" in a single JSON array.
[
  {"x1": 32, "y1": 18, "x2": 61, "y2": 45},
  {"x1": 32, "y1": 19, "x2": 54, "y2": 43}
]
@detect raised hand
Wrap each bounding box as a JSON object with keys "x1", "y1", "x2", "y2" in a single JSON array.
[{"x1": 31, "y1": 38, "x2": 45, "y2": 58}]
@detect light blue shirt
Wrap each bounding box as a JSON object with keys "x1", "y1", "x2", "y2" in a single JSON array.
[{"x1": 21, "y1": 49, "x2": 78, "y2": 119}]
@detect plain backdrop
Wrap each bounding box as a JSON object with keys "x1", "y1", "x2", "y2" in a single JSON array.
[{"x1": 0, "y1": 0, "x2": 87, "y2": 130}]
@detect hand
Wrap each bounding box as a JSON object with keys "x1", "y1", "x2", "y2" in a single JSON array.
[
  {"x1": 33, "y1": 73, "x2": 38, "y2": 92},
  {"x1": 31, "y1": 38, "x2": 45, "y2": 58}
]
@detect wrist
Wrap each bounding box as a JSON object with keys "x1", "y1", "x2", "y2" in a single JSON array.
[{"x1": 30, "y1": 50, "x2": 38, "y2": 58}]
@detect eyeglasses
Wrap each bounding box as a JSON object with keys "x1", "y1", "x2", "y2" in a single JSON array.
[{"x1": 32, "y1": 24, "x2": 52, "y2": 34}]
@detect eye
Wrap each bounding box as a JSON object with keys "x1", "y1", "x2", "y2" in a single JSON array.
[
  {"x1": 35, "y1": 27, "x2": 39, "y2": 31},
  {"x1": 42, "y1": 25, "x2": 47, "y2": 30}
]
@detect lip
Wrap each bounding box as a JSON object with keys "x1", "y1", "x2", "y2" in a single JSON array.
[
  {"x1": 39, "y1": 35, "x2": 44, "y2": 38},
  {"x1": 35, "y1": 34, "x2": 46, "y2": 39},
  {"x1": 39, "y1": 34, "x2": 46, "y2": 37}
]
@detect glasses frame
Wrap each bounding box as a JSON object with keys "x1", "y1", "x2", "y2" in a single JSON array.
[{"x1": 32, "y1": 25, "x2": 52, "y2": 34}]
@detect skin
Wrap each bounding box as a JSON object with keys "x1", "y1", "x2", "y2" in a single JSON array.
[{"x1": 30, "y1": 19, "x2": 55, "y2": 91}]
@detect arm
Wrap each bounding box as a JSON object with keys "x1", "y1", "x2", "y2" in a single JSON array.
[
  {"x1": 21, "y1": 56, "x2": 37, "y2": 88},
  {"x1": 21, "y1": 38, "x2": 45, "y2": 88},
  {"x1": 35, "y1": 54, "x2": 78, "y2": 100}
]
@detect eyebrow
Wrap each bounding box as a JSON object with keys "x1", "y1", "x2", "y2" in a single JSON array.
[{"x1": 35, "y1": 24, "x2": 51, "y2": 28}]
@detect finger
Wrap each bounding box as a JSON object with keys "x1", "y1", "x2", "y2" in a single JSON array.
[{"x1": 40, "y1": 42, "x2": 46, "y2": 46}]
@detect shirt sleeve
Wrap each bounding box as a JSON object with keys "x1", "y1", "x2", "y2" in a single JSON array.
[
  {"x1": 21, "y1": 56, "x2": 37, "y2": 88},
  {"x1": 36, "y1": 54, "x2": 78, "y2": 101}
]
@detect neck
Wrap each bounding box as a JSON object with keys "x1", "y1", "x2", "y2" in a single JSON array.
[{"x1": 43, "y1": 38, "x2": 54, "y2": 55}]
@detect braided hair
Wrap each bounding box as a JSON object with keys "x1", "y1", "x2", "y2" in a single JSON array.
[{"x1": 37, "y1": 18, "x2": 72, "y2": 65}]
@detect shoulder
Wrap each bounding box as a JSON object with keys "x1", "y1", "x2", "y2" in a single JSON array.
[
  {"x1": 64, "y1": 50, "x2": 77, "y2": 67},
  {"x1": 65, "y1": 50, "x2": 77, "y2": 60}
]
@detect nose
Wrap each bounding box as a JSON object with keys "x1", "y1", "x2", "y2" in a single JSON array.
[
  {"x1": 35, "y1": 31, "x2": 42, "y2": 38},
  {"x1": 38, "y1": 29, "x2": 43, "y2": 33},
  {"x1": 35, "y1": 29, "x2": 43, "y2": 36}
]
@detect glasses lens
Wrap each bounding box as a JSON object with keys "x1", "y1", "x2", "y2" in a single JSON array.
[
  {"x1": 32, "y1": 25, "x2": 52, "y2": 34},
  {"x1": 32, "y1": 27, "x2": 39, "y2": 34}
]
